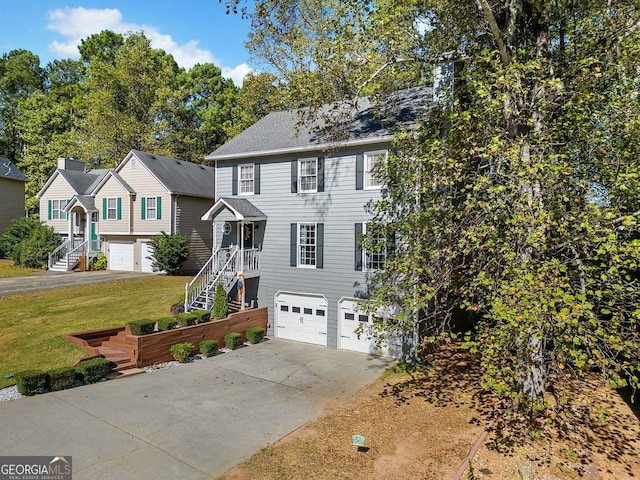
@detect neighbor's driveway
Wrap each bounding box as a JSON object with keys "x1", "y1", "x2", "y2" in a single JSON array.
[
  {"x1": 0, "y1": 270, "x2": 153, "y2": 297},
  {"x1": 0, "y1": 339, "x2": 393, "y2": 480}
]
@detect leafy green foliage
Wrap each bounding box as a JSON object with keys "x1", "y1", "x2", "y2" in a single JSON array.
[
  {"x1": 169, "y1": 342, "x2": 194, "y2": 363},
  {"x1": 199, "y1": 339, "x2": 219, "y2": 357},
  {"x1": 46, "y1": 366, "x2": 76, "y2": 391},
  {"x1": 224, "y1": 332, "x2": 243, "y2": 350},
  {"x1": 128, "y1": 319, "x2": 156, "y2": 336},
  {"x1": 246, "y1": 327, "x2": 265, "y2": 344},
  {"x1": 157, "y1": 317, "x2": 178, "y2": 332},
  {"x1": 247, "y1": 0, "x2": 640, "y2": 414},
  {"x1": 0, "y1": 216, "x2": 60, "y2": 268},
  {"x1": 90, "y1": 252, "x2": 107, "y2": 271},
  {"x1": 212, "y1": 282, "x2": 229, "y2": 320},
  {"x1": 192, "y1": 310, "x2": 212, "y2": 324},
  {"x1": 14, "y1": 370, "x2": 47, "y2": 396},
  {"x1": 75, "y1": 358, "x2": 110, "y2": 384},
  {"x1": 148, "y1": 231, "x2": 189, "y2": 275},
  {"x1": 175, "y1": 313, "x2": 197, "y2": 327}
]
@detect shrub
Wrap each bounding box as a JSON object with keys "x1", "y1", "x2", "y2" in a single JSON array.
[
  {"x1": 246, "y1": 327, "x2": 265, "y2": 344},
  {"x1": 192, "y1": 309, "x2": 211, "y2": 324},
  {"x1": 212, "y1": 282, "x2": 228, "y2": 319},
  {"x1": 47, "y1": 366, "x2": 76, "y2": 391},
  {"x1": 15, "y1": 370, "x2": 47, "y2": 396},
  {"x1": 224, "y1": 332, "x2": 243, "y2": 350},
  {"x1": 128, "y1": 319, "x2": 156, "y2": 335},
  {"x1": 199, "y1": 339, "x2": 218, "y2": 357},
  {"x1": 157, "y1": 317, "x2": 178, "y2": 331},
  {"x1": 0, "y1": 217, "x2": 61, "y2": 268},
  {"x1": 76, "y1": 358, "x2": 110, "y2": 383},
  {"x1": 175, "y1": 312, "x2": 197, "y2": 327},
  {"x1": 90, "y1": 252, "x2": 107, "y2": 270},
  {"x1": 149, "y1": 232, "x2": 189, "y2": 275},
  {"x1": 170, "y1": 342, "x2": 194, "y2": 363}
]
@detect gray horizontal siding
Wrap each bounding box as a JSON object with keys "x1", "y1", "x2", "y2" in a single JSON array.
[{"x1": 215, "y1": 147, "x2": 388, "y2": 349}]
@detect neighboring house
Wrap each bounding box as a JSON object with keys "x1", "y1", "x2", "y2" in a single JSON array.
[
  {"x1": 37, "y1": 151, "x2": 216, "y2": 273},
  {"x1": 0, "y1": 156, "x2": 28, "y2": 238},
  {"x1": 187, "y1": 85, "x2": 432, "y2": 357}
]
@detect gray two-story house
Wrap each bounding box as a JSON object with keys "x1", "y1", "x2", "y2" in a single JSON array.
[{"x1": 187, "y1": 85, "x2": 432, "y2": 356}]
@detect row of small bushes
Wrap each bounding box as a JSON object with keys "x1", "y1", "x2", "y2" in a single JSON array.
[
  {"x1": 14, "y1": 358, "x2": 111, "y2": 396},
  {"x1": 169, "y1": 327, "x2": 266, "y2": 363},
  {"x1": 128, "y1": 310, "x2": 211, "y2": 335}
]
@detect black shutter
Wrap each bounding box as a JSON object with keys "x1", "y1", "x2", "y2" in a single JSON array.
[
  {"x1": 356, "y1": 153, "x2": 364, "y2": 190},
  {"x1": 354, "y1": 222, "x2": 363, "y2": 271},
  {"x1": 232, "y1": 165, "x2": 238, "y2": 196},
  {"x1": 316, "y1": 223, "x2": 324, "y2": 269},
  {"x1": 387, "y1": 227, "x2": 396, "y2": 260},
  {"x1": 290, "y1": 223, "x2": 297, "y2": 266},
  {"x1": 291, "y1": 160, "x2": 298, "y2": 193},
  {"x1": 254, "y1": 163, "x2": 260, "y2": 194},
  {"x1": 317, "y1": 157, "x2": 324, "y2": 192}
]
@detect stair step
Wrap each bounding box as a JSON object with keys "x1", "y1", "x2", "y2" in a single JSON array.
[{"x1": 113, "y1": 361, "x2": 137, "y2": 371}]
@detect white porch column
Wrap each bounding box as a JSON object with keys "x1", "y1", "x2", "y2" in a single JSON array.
[
  {"x1": 68, "y1": 211, "x2": 74, "y2": 244},
  {"x1": 239, "y1": 220, "x2": 245, "y2": 308}
]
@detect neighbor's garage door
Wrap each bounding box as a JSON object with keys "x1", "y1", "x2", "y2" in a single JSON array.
[
  {"x1": 275, "y1": 292, "x2": 328, "y2": 346},
  {"x1": 108, "y1": 242, "x2": 134, "y2": 271},
  {"x1": 339, "y1": 299, "x2": 401, "y2": 357}
]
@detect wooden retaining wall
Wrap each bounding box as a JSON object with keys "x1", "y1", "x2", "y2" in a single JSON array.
[
  {"x1": 134, "y1": 307, "x2": 268, "y2": 367},
  {"x1": 64, "y1": 308, "x2": 269, "y2": 368}
]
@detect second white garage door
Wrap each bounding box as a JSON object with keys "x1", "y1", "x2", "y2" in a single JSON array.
[
  {"x1": 275, "y1": 292, "x2": 328, "y2": 346},
  {"x1": 140, "y1": 242, "x2": 155, "y2": 272},
  {"x1": 108, "y1": 242, "x2": 134, "y2": 271}
]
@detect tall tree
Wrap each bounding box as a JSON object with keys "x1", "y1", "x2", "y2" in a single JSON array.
[
  {"x1": 245, "y1": 0, "x2": 640, "y2": 412},
  {"x1": 76, "y1": 32, "x2": 181, "y2": 166},
  {"x1": 0, "y1": 49, "x2": 44, "y2": 160}
]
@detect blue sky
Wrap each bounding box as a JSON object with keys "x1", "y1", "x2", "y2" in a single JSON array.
[{"x1": 0, "y1": 1, "x2": 255, "y2": 85}]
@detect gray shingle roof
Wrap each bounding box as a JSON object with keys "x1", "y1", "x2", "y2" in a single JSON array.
[
  {"x1": 201, "y1": 197, "x2": 267, "y2": 222},
  {"x1": 59, "y1": 169, "x2": 109, "y2": 195},
  {"x1": 0, "y1": 156, "x2": 28, "y2": 182},
  {"x1": 206, "y1": 85, "x2": 433, "y2": 161},
  {"x1": 131, "y1": 150, "x2": 216, "y2": 199}
]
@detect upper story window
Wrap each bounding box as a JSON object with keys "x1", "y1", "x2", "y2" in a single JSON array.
[
  {"x1": 239, "y1": 163, "x2": 255, "y2": 195},
  {"x1": 141, "y1": 196, "x2": 162, "y2": 220},
  {"x1": 106, "y1": 198, "x2": 118, "y2": 220},
  {"x1": 50, "y1": 199, "x2": 68, "y2": 220},
  {"x1": 364, "y1": 151, "x2": 386, "y2": 189},
  {"x1": 355, "y1": 222, "x2": 389, "y2": 271},
  {"x1": 291, "y1": 222, "x2": 324, "y2": 269},
  {"x1": 299, "y1": 158, "x2": 318, "y2": 193}
]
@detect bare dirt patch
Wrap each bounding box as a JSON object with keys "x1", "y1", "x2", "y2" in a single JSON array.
[{"x1": 217, "y1": 343, "x2": 640, "y2": 480}]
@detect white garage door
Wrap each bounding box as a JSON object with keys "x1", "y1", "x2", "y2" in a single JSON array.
[
  {"x1": 140, "y1": 242, "x2": 155, "y2": 272},
  {"x1": 275, "y1": 292, "x2": 328, "y2": 346},
  {"x1": 339, "y1": 299, "x2": 402, "y2": 357},
  {"x1": 109, "y1": 242, "x2": 134, "y2": 271}
]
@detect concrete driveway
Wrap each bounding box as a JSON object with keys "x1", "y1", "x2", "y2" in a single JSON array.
[
  {"x1": 0, "y1": 270, "x2": 153, "y2": 297},
  {"x1": 0, "y1": 339, "x2": 393, "y2": 480}
]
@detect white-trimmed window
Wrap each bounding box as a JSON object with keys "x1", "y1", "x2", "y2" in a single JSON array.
[
  {"x1": 364, "y1": 151, "x2": 386, "y2": 189},
  {"x1": 299, "y1": 158, "x2": 318, "y2": 192},
  {"x1": 298, "y1": 223, "x2": 317, "y2": 268},
  {"x1": 51, "y1": 199, "x2": 68, "y2": 220},
  {"x1": 239, "y1": 163, "x2": 255, "y2": 195},
  {"x1": 106, "y1": 197, "x2": 118, "y2": 220},
  {"x1": 144, "y1": 197, "x2": 158, "y2": 220},
  {"x1": 364, "y1": 223, "x2": 386, "y2": 271}
]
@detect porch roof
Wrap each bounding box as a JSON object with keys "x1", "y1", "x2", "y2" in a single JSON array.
[
  {"x1": 64, "y1": 195, "x2": 97, "y2": 213},
  {"x1": 201, "y1": 197, "x2": 267, "y2": 222}
]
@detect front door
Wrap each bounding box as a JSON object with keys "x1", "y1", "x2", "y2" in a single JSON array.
[
  {"x1": 90, "y1": 213, "x2": 99, "y2": 251},
  {"x1": 242, "y1": 223, "x2": 254, "y2": 249}
]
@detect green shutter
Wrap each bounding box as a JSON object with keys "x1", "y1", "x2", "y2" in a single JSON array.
[
  {"x1": 141, "y1": 197, "x2": 146, "y2": 220},
  {"x1": 156, "y1": 196, "x2": 162, "y2": 220},
  {"x1": 117, "y1": 197, "x2": 122, "y2": 220},
  {"x1": 48, "y1": 200, "x2": 52, "y2": 221},
  {"x1": 102, "y1": 198, "x2": 107, "y2": 220}
]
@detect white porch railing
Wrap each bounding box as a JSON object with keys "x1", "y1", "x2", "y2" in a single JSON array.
[
  {"x1": 184, "y1": 246, "x2": 238, "y2": 312},
  {"x1": 48, "y1": 239, "x2": 72, "y2": 269},
  {"x1": 66, "y1": 240, "x2": 88, "y2": 271},
  {"x1": 243, "y1": 248, "x2": 261, "y2": 273}
]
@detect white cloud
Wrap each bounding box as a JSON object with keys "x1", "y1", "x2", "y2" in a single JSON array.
[{"x1": 46, "y1": 7, "x2": 250, "y2": 84}]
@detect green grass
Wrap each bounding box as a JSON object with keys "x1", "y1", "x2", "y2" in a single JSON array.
[
  {"x1": 0, "y1": 259, "x2": 39, "y2": 278},
  {"x1": 0, "y1": 275, "x2": 188, "y2": 389}
]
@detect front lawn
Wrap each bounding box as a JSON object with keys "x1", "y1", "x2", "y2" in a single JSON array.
[
  {"x1": 0, "y1": 259, "x2": 38, "y2": 278},
  {"x1": 0, "y1": 275, "x2": 187, "y2": 389}
]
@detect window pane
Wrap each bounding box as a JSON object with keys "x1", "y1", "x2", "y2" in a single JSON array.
[
  {"x1": 365, "y1": 152, "x2": 384, "y2": 189},
  {"x1": 299, "y1": 159, "x2": 317, "y2": 192},
  {"x1": 316, "y1": 309, "x2": 325, "y2": 316},
  {"x1": 345, "y1": 313, "x2": 355, "y2": 320},
  {"x1": 298, "y1": 224, "x2": 316, "y2": 266},
  {"x1": 146, "y1": 197, "x2": 156, "y2": 220},
  {"x1": 280, "y1": 305, "x2": 289, "y2": 312},
  {"x1": 292, "y1": 306, "x2": 301, "y2": 313},
  {"x1": 303, "y1": 307, "x2": 313, "y2": 315},
  {"x1": 358, "y1": 314, "x2": 369, "y2": 323},
  {"x1": 240, "y1": 164, "x2": 254, "y2": 194}
]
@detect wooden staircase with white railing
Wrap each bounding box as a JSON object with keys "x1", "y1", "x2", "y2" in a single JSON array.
[{"x1": 184, "y1": 246, "x2": 240, "y2": 312}]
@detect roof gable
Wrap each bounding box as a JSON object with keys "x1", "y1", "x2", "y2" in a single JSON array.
[
  {"x1": 92, "y1": 170, "x2": 136, "y2": 196},
  {"x1": 201, "y1": 197, "x2": 267, "y2": 222},
  {"x1": 117, "y1": 150, "x2": 216, "y2": 199},
  {"x1": 36, "y1": 168, "x2": 109, "y2": 198},
  {"x1": 207, "y1": 85, "x2": 432, "y2": 161},
  {"x1": 0, "y1": 156, "x2": 28, "y2": 182}
]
